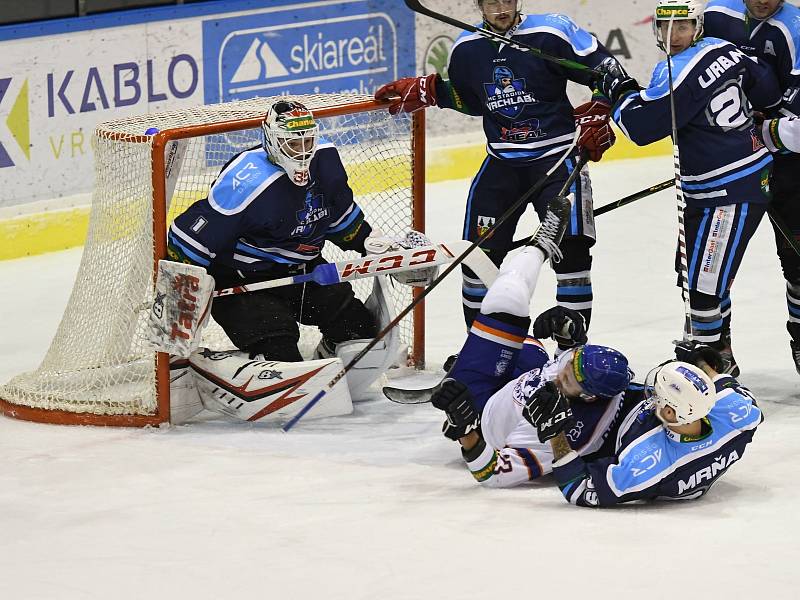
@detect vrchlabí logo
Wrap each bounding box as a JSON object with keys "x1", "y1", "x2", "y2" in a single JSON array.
[{"x1": 0, "y1": 77, "x2": 30, "y2": 168}]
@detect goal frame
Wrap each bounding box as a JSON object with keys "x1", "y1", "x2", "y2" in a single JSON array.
[{"x1": 0, "y1": 99, "x2": 426, "y2": 427}]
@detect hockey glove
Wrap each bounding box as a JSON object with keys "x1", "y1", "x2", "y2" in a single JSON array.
[
  {"x1": 594, "y1": 60, "x2": 640, "y2": 105},
  {"x1": 574, "y1": 100, "x2": 616, "y2": 162},
  {"x1": 375, "y1": 74, "x2": 439, "y2": 115},
  {"x1": 532, "y1": 306, "x2": 588, "y2": 348},
  {"x1": 430, "y1": 378, "x2": 480, "y2": 441},
  {"x1": 674, "y1": 340, "x2": 726, "y2": 374},
  {"x1": 522, "y1": 381, "x2": 574, "y2": 442}
]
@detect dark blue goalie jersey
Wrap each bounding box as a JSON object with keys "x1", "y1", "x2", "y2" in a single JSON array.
[
  {"x1": 705, "y1": 0, "x2": 800, "y2": 113},
  {"x1": 612, "y1": 37, "x2": 781, "y2": 208},
  {"x1": 552, "y1": 374, "x2": 763, "y2": 507},
  {"x1": 438, "y1": 13, "x2": 614, "y2": 163},
  {"x1": 168, "y1": 141, "x2": 371, "y2": 283}
]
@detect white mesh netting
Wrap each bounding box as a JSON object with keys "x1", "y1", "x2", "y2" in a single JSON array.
[{"x1": 0, "y1": 93, "x2": 421, "y2": 419}]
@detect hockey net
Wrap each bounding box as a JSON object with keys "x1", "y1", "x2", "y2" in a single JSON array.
[{"x1": 0, "y1": 93, "x2": 425, "y2": 426}]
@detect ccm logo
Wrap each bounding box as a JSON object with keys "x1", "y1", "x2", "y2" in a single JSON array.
[{"x1": 340, "y1": 249, "x2": 438, "y2": 279}]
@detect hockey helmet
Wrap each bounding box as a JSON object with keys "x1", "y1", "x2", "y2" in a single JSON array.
[
  {"x1": 493, "y1": 66, "x2": 515, "y2": 86},
  {"x1": 644, "y1": 361, "x2": 716, "y2": 426},
  {"x1": 571, "y1": 345, "x2": 632, "y2": 399},
  {"x1": 653, "y1": 0, "x2": 705, "y2": 52},
  {"x1": 262, "y1": 100, "x2": 319, "y2": 186}
]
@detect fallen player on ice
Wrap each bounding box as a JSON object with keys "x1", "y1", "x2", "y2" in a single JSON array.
[{"x1": 431, "y1": 193, "x2": 763, "y2": 506}]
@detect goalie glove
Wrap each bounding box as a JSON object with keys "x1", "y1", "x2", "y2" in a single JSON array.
[{"x1": 363, "y1": 230, "x2": 440, "y2": 288}]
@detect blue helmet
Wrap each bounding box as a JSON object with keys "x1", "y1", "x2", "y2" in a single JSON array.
[
  {"x1": 493, "y1": 66, "x2": 514, "y2": 85},
  {"x1": 572, "y1": 345, "x2": 632, "y2": 399}
]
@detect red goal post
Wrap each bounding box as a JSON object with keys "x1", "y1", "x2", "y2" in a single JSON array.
[{"x1": 0, "y1": 93, "x2": 425, "y2": 427}]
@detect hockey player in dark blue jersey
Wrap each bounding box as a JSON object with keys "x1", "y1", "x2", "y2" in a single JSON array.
[
  {"x1": 597, "y1": 0, "x2": 782, "y2": 375},
  {"x1": 428, "y1": 195, "x2": 633, "y2": 488},
  {"x1": 525, "y1": 349, "x2": 763, "y2": 507},
  {"x1": 375, "y1": 0, "x2": 628, "y2": 340},
  {"x1": 704, "y1": 0, "x2": 800, "y2": 375},
  {"x1": 167, "y1": 100, "x2": 431, "y2": 398}
]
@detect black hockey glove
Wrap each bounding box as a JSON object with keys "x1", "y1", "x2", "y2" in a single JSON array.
[
  {"x1": 430, "y1": 378, "x2": 480, "y2": 441},
  {"x1": 674, "y1": 340, "x2": 725, "y2": 374},
  {"x1": 522, "y1": 381, "x2": 574, "y2": 442},
  {"x1": 533, "y1": 306, "x2": 588, "y2": 348},
  {"x1": 594, "y1": 59, "x2": 640, "y2": 105}
]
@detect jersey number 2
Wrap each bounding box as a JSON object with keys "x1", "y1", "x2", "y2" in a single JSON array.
[{"x1": 706, "y1": 82, "x2": 750, "y2": 131}]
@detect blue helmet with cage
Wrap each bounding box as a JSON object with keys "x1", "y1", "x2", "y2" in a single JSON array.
[
  {"x1": 493, "y1": 66, "x2": 514, "y2": 86},
  {"x1": 572, "y1": 345, "x2": 632, "y2": 399}
]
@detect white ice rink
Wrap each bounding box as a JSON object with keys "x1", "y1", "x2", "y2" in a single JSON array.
[{"x1": 1, "y1": 156, "x2": 798, "y2": 599}]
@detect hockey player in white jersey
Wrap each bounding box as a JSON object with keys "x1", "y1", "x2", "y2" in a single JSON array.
[
  {"x1": 525, "y1": 348, "x2": 763, "y2": 506},
  {"x1": 429, "y1": 194, "x2": 633, "y2": 487}
]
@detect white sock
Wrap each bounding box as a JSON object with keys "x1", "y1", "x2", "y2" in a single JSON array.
[{"x1": 481, "y1": 247, "x2": 545, "y2": 317}]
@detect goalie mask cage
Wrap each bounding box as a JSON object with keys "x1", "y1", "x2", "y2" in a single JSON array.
[{"x1": 0, "y1": 93, "x2": 425, "y2": 427}]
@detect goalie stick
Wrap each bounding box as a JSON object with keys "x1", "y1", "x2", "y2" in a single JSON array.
[
  {"x1": 403, "y1": 0, "x2": 602, "y2": 77},
  {"x1": 213, "y1": 240, "x2": 498, "y2": 297},
  {"x1": 280, "y1": 131, "x2": 584, "y2": 431}
]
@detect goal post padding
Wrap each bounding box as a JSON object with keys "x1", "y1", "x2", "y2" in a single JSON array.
[{"x1": 0, "y1": 94, "x2": 425, "y2": 426}]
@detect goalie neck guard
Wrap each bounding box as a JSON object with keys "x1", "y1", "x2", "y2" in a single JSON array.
[{"x1": 262, "y1": 100, "x2": 319, "y2": 186}]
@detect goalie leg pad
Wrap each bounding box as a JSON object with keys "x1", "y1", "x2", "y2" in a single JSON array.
[
  {"x1": 481, "y1": 247, "x2": 545, "y2": 318},
  {"x1": 169, "y1": 356, "x2": 205, "y2": 424},
  {"x1": 317, "y1": 275, "x2": 401, "y2": 400},
  {"x1": 189, "y1": 349, "x2": 352, "y2": 423}
]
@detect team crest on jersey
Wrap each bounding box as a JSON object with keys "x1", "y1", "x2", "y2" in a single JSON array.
[
  {"x1": 500, "y1": 117, "x2": 544, "y2": 142},
  {"x1": 483, "y1": 66, "x2": 535, "y2": 118},
  {"x1": 292, "y1": 189, "x2": 329, "y2": 236},
  {"x1": 476, "y1": 215, "x2": 496, "y2": 237}
]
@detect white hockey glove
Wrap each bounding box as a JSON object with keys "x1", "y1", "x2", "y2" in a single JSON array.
[
  {"x1": 363, "y1": 230, "x2": 440, "y2": 288},
  {"x1": 145, "y1": 260, "x2": 215, "y2": 358}
]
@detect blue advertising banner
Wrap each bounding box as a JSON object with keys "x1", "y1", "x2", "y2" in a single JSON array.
[{"x1": 202, "y1": 1, "x2": 414, "y2": 104}]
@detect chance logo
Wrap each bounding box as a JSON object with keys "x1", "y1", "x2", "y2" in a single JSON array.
[{"x1": 0, "y1": 77, "x2": 30, "y2": 169}]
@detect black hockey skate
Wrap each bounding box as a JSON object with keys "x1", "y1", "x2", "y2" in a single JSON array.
[
  {"x1": 788, "y1": 323, "x2": 800, "y2": 376},
  {"x1": 527, "y1": 194, "x2": 570, "y2": 262},
  {"x1": 718, "y1": 332, "x2": 740, "y2": 378}
]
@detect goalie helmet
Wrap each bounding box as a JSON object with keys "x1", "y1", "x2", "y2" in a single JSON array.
[
  {"x1": 644, "y1": 361, "x2": 716, "y2": 426},
  {"x1": 653, "y1": 0, "x2": 705, "y2": 52},
  {"x1": 571, "y1": 345, "x2": 632, "y2": 399},
  {"x1": 262, "y1": 100, "x2": 319, "y2": 186}
]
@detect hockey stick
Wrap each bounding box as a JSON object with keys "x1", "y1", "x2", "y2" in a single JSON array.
[
  {"x1": 212, "y1": 240, "x2": 499, "y2": 298},
  {"x1": 403, "y1": 0, "x2": 601, "y2": 77},
  {"x1": 768, "y1": 207, "x2": 800, "y2": 259},
  {"x1": 506, "y1": 177, "x2": 674, "y2": 251},
  {"x1": 384, "y1": 154, "x2": 590, "y2": 405},
  {"x1": 281, "y1": 134, "x2": 584, "y2": 430},
  {"x1": 664, "y1": 17, "x2": 695, "y2": 342},
  {"x1": 593, "y1": 178, "x2": 673, "y2": 216}
]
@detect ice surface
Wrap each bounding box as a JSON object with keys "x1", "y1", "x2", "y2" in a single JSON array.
[{"x1": 1, "y1": 157, "x2": 798, "y2": 599}]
